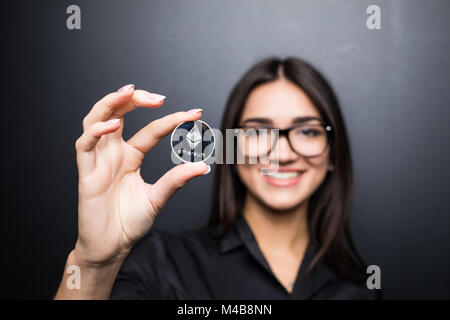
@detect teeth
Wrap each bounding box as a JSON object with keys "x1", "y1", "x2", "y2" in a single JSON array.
[{"x1": 260, "y1": 170, "x2": 302, "y2": 179}]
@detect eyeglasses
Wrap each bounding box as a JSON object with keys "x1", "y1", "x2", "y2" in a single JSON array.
[{"x1": 236, "y1": 120, "x2": 332, "y2": 158}]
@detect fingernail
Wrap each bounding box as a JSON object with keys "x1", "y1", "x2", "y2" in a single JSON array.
[
  {"x1": 187, "y1": 108, "x2": 203, "y2": 114},
  {"x1": 117, "y1": 84, "x2": 134, "y2": 93},
  {"x1": 202, "y1": 165, "x2": 211, "y2": 175},
  {"x1": 105, "y1": 119, "x2": 120, "y2": 126},
  {"x1": 145, "y1": 92, "x2": 166, "y2": 102}
]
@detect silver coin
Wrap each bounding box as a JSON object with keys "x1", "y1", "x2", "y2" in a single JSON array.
[{"x1": 170, "y1": 120, "x2": 215, "y2": 163}]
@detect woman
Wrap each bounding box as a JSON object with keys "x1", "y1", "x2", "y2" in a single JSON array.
[{"x1": 55, "y1": 57, "x2": 378, "y2": 299}]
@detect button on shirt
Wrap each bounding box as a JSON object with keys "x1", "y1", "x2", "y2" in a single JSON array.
[{"x1": 110, "y1": 214, "x2": 378, "y2": 300}]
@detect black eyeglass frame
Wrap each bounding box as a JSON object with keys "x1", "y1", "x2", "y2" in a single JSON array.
[{"x1": 236, "y1": 122, "x2": 333, "y2": 158}]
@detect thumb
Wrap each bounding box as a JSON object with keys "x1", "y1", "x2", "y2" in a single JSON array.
[{"x1": 148, "y1": 162, "x2": 211, "y2": 211}]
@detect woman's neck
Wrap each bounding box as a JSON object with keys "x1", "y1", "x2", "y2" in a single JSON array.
[{"x1": 242, "y1": 193, "x2": 309, "y2": 253}]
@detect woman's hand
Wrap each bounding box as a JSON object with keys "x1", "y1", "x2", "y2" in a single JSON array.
[{"x1": 73, "y1": 84, "x2": 209, "y2": 267}]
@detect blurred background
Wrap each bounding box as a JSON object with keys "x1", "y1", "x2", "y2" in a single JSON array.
[{"x1": 2, "y1": 0, "x2": 449, "y2": 299}]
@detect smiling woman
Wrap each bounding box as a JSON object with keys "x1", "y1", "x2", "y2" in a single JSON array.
[{"x1": 210, "y1": 57, "x2": 371, "y2": 293}]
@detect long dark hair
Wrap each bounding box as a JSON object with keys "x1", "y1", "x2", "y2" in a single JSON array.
[{"x1": 209, "y1": 56, "x2": 366, "y2": 284}]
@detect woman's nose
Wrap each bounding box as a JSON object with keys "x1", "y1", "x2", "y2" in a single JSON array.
[{"x1": 270, "y1": 135, "x2": 298, "y2": 163}]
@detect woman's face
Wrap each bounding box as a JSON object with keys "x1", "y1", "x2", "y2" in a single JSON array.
[{"x1": 236, "y1": 78, "x2": 330, "y2": 211}]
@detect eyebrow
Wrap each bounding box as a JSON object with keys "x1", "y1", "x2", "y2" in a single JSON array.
[{"x1": 240, "y1": 116, "x2": 323, "y2": 126}]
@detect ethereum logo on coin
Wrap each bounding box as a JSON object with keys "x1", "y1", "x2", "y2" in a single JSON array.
[
  {"x1": 186, "y1": 123, "x2": 202, "y2": 149},
  {"x1": 171, "y1": 119, "x2": 216, "y2": 163}
]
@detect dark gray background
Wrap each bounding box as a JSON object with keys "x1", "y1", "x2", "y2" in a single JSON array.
[{"x1": 2, "y1": 0, "x2": 449, "y2": 299}]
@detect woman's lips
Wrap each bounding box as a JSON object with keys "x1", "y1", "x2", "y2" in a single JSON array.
[{"x1": 260, "y1": 169, "x2": 305, "y2": 187}]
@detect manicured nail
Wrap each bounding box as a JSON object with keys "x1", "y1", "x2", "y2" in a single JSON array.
[
  {"x1": 202, "y1": 165, "x2": 211, "y2": 175},
  {"x1": 187, "y1": 108, "x2": 203, "y2": 114},
  {"x1": 105, "y1": 119, "x2": 120, "y2": 126},
  {"x1": 145, "y1": 92, "x2": 166, "y2": 102},
  {"x1": 117, "y1": 84, "x2": 134, "y2": 93}
]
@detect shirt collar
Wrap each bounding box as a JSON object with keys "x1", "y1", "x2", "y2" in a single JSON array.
[
  {"x1": 218, "y1": 214, "x2": 251, "y2": 254},
  {"x1": 217, "y1": 213, "x2": 338, "y2": 298}
]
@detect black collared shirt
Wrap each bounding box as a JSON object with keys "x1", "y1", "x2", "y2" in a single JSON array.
[{"x1": 110, "y1": 214, "x2": 378, "y2": 300}]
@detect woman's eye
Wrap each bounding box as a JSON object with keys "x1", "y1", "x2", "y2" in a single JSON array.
[
  {"x1": 244, "y1": 129, "x2": 259, "y2": 137},
  {"x1": 244, "y1": 128, "x2": 270, "y2": 136},
  {"x1": 296, "y1": 128, "x2": 321, "y2": 137}
]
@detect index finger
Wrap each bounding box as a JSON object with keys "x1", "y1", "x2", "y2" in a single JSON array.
[
  {"x1": 82, "y1": 85, "x2": 166, "y2": 130},
  {"x1": 127, "y1": 108, "x2": 204, "y2": 155}
]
